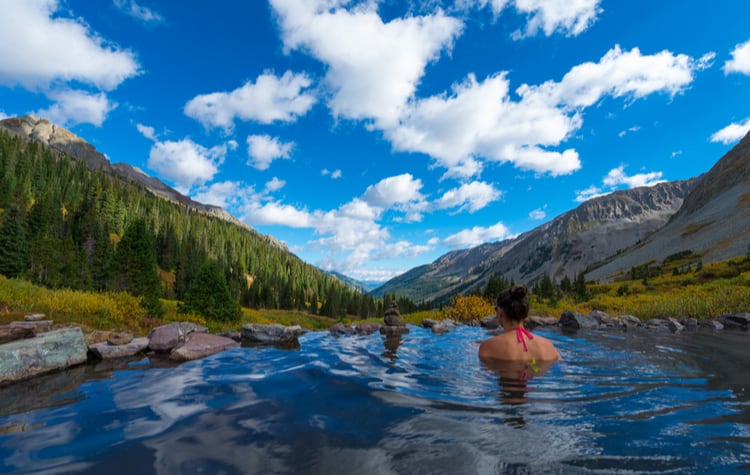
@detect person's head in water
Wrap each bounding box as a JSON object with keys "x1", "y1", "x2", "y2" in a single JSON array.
[{"x1": 495, "y1": 284, "x2": 529, "y2": 324}]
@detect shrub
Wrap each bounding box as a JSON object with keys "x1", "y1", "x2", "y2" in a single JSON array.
[{"x1": 442, "y1": 295, "x2": 494, "y2": 323}]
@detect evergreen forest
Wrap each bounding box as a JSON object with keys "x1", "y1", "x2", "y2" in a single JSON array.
[{"x1": 0, "y1": 129, "x2": 385, "y2": 322}]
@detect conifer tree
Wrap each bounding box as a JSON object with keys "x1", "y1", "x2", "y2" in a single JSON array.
[
  {"x1": 179, "y1": 260, "x2": 241, "y2": 322},
  {"x1": 0, "y1": 205, "x2": 29, "y2": 278}
]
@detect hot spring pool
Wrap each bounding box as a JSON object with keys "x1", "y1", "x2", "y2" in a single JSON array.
[{"x1": 2, "y1": 325, "x2": 750, "y2": 474}]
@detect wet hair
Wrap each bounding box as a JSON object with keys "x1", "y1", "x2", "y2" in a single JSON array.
[{"x1": 495, "y1": 285, "x2": 529, "y2": 322}]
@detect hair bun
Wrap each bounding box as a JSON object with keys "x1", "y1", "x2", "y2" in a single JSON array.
[{"x1": 511, "y1": 285, "x2": 527, "y2": 300}]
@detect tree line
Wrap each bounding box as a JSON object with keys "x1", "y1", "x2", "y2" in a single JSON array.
[{"x1": 0, "y1": 130, "x2": 387, "y2": 322}]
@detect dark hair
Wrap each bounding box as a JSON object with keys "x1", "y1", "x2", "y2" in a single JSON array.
[{"x1": 496, "y1": 284, "x2": 529, "y2": 322}]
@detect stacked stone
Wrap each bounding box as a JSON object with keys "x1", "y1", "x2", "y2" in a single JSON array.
[{"x1": 380, "y1": 300, "x2": 409, "y2": 336}]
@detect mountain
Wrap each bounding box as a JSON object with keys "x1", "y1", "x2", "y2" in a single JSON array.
[
  {"x1": 586, "y1": 130, "x2": 750, "y2": 281},
  {"x1": 0, "y1": 115, "x2": 287, "y2": 252},
  {"x1": 328, "y1": 271, "x2": 377, "y2": 293},
  {"x1": 371, "y1": 178, "x2": 697, "y2": 303}
]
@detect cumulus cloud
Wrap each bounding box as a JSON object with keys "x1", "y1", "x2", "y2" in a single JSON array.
[
  {"x1": 322, "y1": 168, "x2": 342, "y2": 179},
  {"x1": 529, "y1": 207, "x2": 546, "y2": 220},
  {"x1": 265, "y1": 177, "x2": 286, "y2": 193},
  {"x1": 0, "y1": 0, "x2": 139, "y2": 90},
  {"x1": 618, "y1": 125, "x2": 640, "y2": 138},
  {"x1": 433, "y1": 181, "x2": 501, "y2": 213},
  {"x1": 710, "y1": 118, "x2": 750, "y2": 144},
  {"x1": 246, "y1": 135, "x2": 294, "y2": 170},
  {"x1": 147, "y1": 139, "x2": 228, "y2": 193},
  {"x1": 113, "y1": 0, "x2": 163, "y2": 23},
  {"x1": 724, "y1": 40, "x2": 750, "y2": 75},
  {"x1": 184, "y1": 70, "x2": 316, "y2": 130},
  {"x1": 442, "y1": 222, "x2": 512, "y2": 248},
  {"x1": 575, "y1": 165, "x2": 664, "y2": 202},
  {"x1": 270, "y1": 0, "x2": 462, "y2": 127},
  {"x1": 36, "y1": 89, "x2": 115, "y2": 127},
  {"x1": 388, "y1": 45, "x2": 705, "y2": 179},
  {"x1": 136, "y1": 123, "x2": 157, "y2": 141}
]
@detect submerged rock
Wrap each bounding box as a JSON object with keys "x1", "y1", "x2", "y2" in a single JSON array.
[
  {"x1": 559, "y1": 311, "x2": 599, "y2": 330},
  {"x1": 241, "y1": 323, "x2": 305, "y2": 345},
  {"x1": 0, "y1": 327, "x2": 88, "y2": 384},
  {"x1": 89, "y1": 337, "x2": 150, "y2": 360},
  {"x1": 170, "y1": 333, "x2": 239, "y2": 361}
]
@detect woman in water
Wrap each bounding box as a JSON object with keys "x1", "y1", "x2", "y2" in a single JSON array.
[{"x1": 479, "y1": 284, "x2": 560, "y2": 363}]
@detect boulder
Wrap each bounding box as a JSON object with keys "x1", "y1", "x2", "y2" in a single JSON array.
[
  {"x1": 0, "y1": 325, "x2": 35, "y2": 345},
  {"x1": 559, "y1": 311, "x2": 599, "y2": 330},
  {"x1": 329, "y1": 323, "x2": 355, "y2": 336},
  {"x1": 700, "y1": 319, "x2": 724, "y2": 330},
  {"x1": 88, "y1": 337, "x2": 150, "y2": 360},
  {"x1": 422, "y1": 319, "x2": 439, "y2": 329},
  {"x1": 526, "y1": 316, "x2": 558, "y2": 329},
  {"x1": 719, "y1": 313, "x2": 750, "y2": 330},
  {"x1": 354, "y1": 322, "x2": 381, "y2": 335},
  {"x1": 0, "y1": 327, "x2": 88, "y2": 384},
  {"x1": 170, "y1": 333, "x2": 239, "y2": 361},
  {"x1": 241, "y1": 323, "x2": 305, "y2": 345},
  {"x1": 149, "y1": 322, "x2": 208, "y2": 352},
  {"x1": 24, "y1": 313, "x2": 47, "y2": 322},
  {"x1": 107, "y1": 332, "x2": 134, "y2": 346},
  {"x1": 667, "y1": 317, "x2": 685, "y2": 333},
  {"x1": 590, "y1": 310, "x2": 619, "y2": 327},
  {"x1": 618, "y1": 314, "x2": 642, "y2": 328},
  {"x1": 480, "y1": 315, "x2": 499, "y2": 329},
  {"x1": 10, "y1": 320, "x2": 53, "y2": 333}
]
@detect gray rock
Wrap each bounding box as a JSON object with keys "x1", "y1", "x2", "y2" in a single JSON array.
[
  {"x1": 354, "y1": 322, "x2": 381, "y2": 335},
  {"x1": 89, "y1": 337, "x2": 150, "y2": 360},
  {"x1": 149, "y1": 322, "x2": 208, "y2": 352},
  {"x1": 431, "y1": 323, "x2": 449, "y2": 335},
  {"x1": 700, "y1": 319, "x2": 725, "y2": 330},
  {"x1": 480, "y1": 315, "x2": 499, "y2": 329},
  {"x1": 384, "y1": 301, "x2": 404, "y2": 326},
  {"x1": 0, "y1": 327, "x2": 88, "y2": 384},
  {"x1": 329, "y1": 323, "x2": 355, "y2": 336},
  {"x1": 380, "y1": 325, "x2": 409, "y2": 336},
  {"x1": 422, "y1": 318, "x2": 439, "y2": 329},
  {"x1": 667, "y1": 317, "x2": 685, "y2": 333},
  {"x1": 590, "y1": 310, "x2": 618, "y2": 327},
  {"x1": 0, "y1": 325, "x2": 35, "y2": 344},
  {"x1": 241, "y1": 323, "x2": 305, "y2": 344},
  {"x1": 618, "y1": 314, "x2": 642, "y2": 328},
  {"x1": 107, "y1": 332, "x2": 134, "y2": 346},
  {"x1": 23, "y1": 313, "x2": 47, "y2": 322},
  {"x1": 559, "y1": 310, "x2": 599, "y2": 330},
  {"x1": 526, "y1": 316, "x2": 558, "y2": 329},
  {"x1": 219, "y1": 331, "x2": 241, "y2": 342},
  {"x1": 170, "y1": 333, "x2": 239, "y2": 361},
  {"x1": 10, "y1": 320, "x2": 53, "y2": 333},
  {"x1": 719, "y1": 313, "x2": 750, "y2": 329}
]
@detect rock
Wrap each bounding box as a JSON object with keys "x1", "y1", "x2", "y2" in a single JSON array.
[
  {"x1": 480, "y1": 315, "x2": 499, "y2": 329},
  {"x1": 431, "y1": 323, "x2": 449, "y2": 334},
  {"x1": 559, "y1": 311, "x2": 599, "y2": 330},
  {"x1": 89, "y1": 337, "x2": 150, "y2": 360},
  {"x1": 0, "y1": 325, "x2": 35, "y2": 345},
  {"x1": 700, "y1": 319, "x2": 724, "y2": 330},
  {"x1": 241, "y1": 324, "x2": 305, "y2": 345},
  {"x1": 329, "y1": 323, "x2": 355, "y2": 336},
  {"x1": 590, "y1": 310, "x2": 618, "y2": 327},
  {"x1": 681, "y1": 318, "x2": 699, "y2": 329},
  {"x1": 219, "y1": 331, "x2": 241, "y2": 342},
  {"x1": 107, "y1": 332, "x2": 134, "y2": 346},
  {"x1": 618, "y1": 314, "x2": 642, "y2": 328},
  {"x1": 149, "y1": 322, "x2": 208, "y2": 352},
  {"x1": 422, "y1": 319, "x2": 439, "y2": 329},
  {"x1": 667, "y1": 317, "x2": 684, "y2": 333},
  {"x1": 719, "y1": 313, "x2": 750, "y2": 329},
  {"x1": 384, "y1": 301, "x2": 404, "y2": 326},
  {"x1": 526, "y1": 316, "x2": 558, "y2": 329},
  {"x1": 354, "y1": 322, "x2": 381, "y2": 335},
  {"x1": 85, "y1": 330, "x2": 114, "y2": 345},
  {"x1": 380, "y1": 325, "x2": 409, "y2": 336},
  {"x1": 169, "y1": 333, "x2": 239, "y2": 361},
  {"x1": 10, "y1": 320, "x2": 53, "y2": 333},
  {"x1": 0, "y1": 327, "x2": 88, "y2": 384},
  {"x1": 23, "y1": 313, "x2": 46, "y2": 322}
]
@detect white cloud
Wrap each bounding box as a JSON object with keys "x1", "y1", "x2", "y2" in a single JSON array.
[
  {"x1": 184, "y1": 70, "x2": 316, "y2": 129},
  {"x1": 442, "y1": 222, "x2": 512, "y2": 248},
  {"x1": 136, "y1": 123, "x2": 157, "y2": 141},
  {"x1": 265, "y1": 177, "x2": 286, "y2": 193},
  {"x1": 147, "y1": 139, "x2": 227, "y2": 193},
  {"x1": 724, "y1": 40, "x2": 750, "y2": 75},
  {"x1": 113, "y1": 0, "x2": 163, "y2": 23},
  {"x1": 331, "y1": 169, "x2": 342, "y2": 179},
  {"x1": 529, "y1": 207, "x2": 546, "y2": 220},
  {"x1": 388, "y1": 45, "x2": 705, "y2": 179},
  {"x1": 0, "y1": 110, "x2": 7, "y2": 120},
  {"x1": 192, "y1": 181, "x2": 246, "y2": 209},
  {"x1": 510, "y1": 0, "x2": 602, "y2": 38},
  {"x1": 270, "y1": 0, "x2": 462, "y2": 127},
  {"x1": 618, "y1": 125, "x2": 640, "y2": 138},
  {"x1": 0, "y1": 0, "x2": 139, "y2": 91},
  {"x1": 575, "y1": 165, "x2": 664, "y2": 202},
  {"x1": 246, "y1": 135, "x2": 294, "y2": 170},
  {"x1": 433, "y1": 181, "x2": 501, "y2": 213},
  {"x1": 361, "y1": 173, "x2": 424, "y2": 208},
  {"x1": 710, "y1": 118, "x2": 750, "y2": 144},
  {"x1": 36, "y1": 89, "x2": 115, "y2": 126}
]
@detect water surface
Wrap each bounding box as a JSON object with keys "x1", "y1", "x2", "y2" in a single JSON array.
[{"x1": 2, "y1": 325, "x2": 750, "y2": 474}]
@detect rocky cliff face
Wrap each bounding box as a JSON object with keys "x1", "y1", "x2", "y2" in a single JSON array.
[
  {"x1": 0, "y1": 115, "x2": 288, "y2": 251},
  {"x1": 586, "y1": 131, "x2": 750, "y2": 281},
  {"x1": 373, "y1": 179, "x2": 697, "y2": 303}
]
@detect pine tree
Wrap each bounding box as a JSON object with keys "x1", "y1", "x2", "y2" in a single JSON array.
[
  {"x1": 179, "y1": 260, "x2": 241, "y2": 322},
  {"x1": 0, "y1": 205, "x2": 29, "y2": 278}
]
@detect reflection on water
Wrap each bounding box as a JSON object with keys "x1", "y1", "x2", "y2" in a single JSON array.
[{"x1": 1, "y1": 326, "x2": 750, "y2": 474}]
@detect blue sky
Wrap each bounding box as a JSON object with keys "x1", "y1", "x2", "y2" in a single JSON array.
[{"x1": 2, "y1": 1, "x2": 750, "y2": 284}]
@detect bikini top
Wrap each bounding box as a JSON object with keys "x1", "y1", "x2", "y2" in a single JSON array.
[{"x1": 515, "y1": 327, "x2": 534, "y2": 352}]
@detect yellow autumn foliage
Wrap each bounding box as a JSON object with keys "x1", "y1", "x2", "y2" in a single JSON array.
[{"x1": 442, "y1": 295, "x2": 494, "y2": 323}]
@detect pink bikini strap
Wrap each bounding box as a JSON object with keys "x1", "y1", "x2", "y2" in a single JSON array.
[{"x1": 516, "y1": 327, "x2": 534, "y2": 352}]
